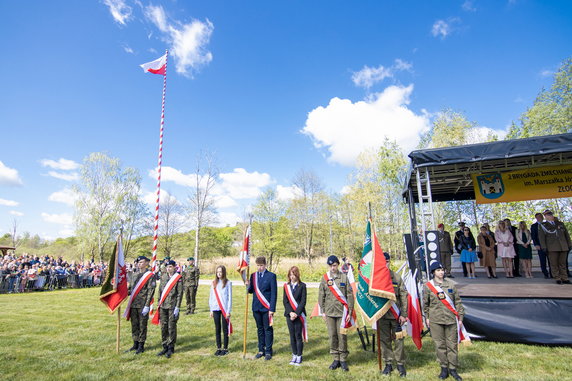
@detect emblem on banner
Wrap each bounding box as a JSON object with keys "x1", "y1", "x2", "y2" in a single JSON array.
[{"x1": 476, "y1": 173, "x2": 504, "y2": 199}]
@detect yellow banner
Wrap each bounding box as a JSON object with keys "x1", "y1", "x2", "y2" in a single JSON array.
[{"x1": 472, "y1": 164, "x2": 572, "y2": 204}]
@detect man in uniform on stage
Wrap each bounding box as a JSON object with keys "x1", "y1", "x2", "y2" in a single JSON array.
[
  {"x1": 318, "y1": 255, "x2": 354, "y2": 372},
  {"x1": 438, "y1": 223, "x2": 455, "y2": 278},
  {"x1": 183, "y1": 257, "x2": 200, "y2": 314},
  {"x1": 379, "y1": 252, "x2": 408, "y2": 377},
  {"x1": 126, "y1": 255, "x2": 156, "y2": 354},
  {"x1": 247, "y1": 256, "x2": 277, "y2": 360},
  {"x1": 156, "y1": 260, "x2": 183, "y2": 358},
  {"x1": 538, "y1": 210, "x2": 571, "y2": 284}
]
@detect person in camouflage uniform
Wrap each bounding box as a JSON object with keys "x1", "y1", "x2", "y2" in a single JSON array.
[
  {"x1": 156, "y1": 260, "x2": 183, "y2": 358},
  {"x1": 126, "y1": 255, "x2": 156, "y2": 354},
  {"x1": 183, "y1": 257, "x2": 200, "y2": 314}
]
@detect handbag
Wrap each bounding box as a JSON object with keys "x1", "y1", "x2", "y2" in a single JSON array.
[{"x1": 477, "y1": 251, "x2": 483, "y2": 259}]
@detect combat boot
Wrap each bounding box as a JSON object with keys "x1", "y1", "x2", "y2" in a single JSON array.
[
  {"x1": 397, "y1": 364, "x2": 406, "y2": 377},
  {"x1": 381, "y1": 364, "x2": 393, "y2": 375},
  {"x1": 340, "y1": 361, "x2": 349, "y2": 372},
  {"x1": 135, "y1": 342, "x2": 145, "y2": 354},
  {"x1": 329, "y1": 360, "x2": 340, "y2": 370},
  {"x1": 157, "y1": 344, "x2": 168, "y2": 356},
  {"x1": 449, "y1": 369, "x2": 462, "y2": 381},
  {"x1": 438, "y1": 367, "x2": 449, "y2": 379},
  {"x1": 165, "y1": 345, "x2": 174, "y2": 358},
  {"x1": 126, "y1": 341, "x2": 138, "y2": 352}
]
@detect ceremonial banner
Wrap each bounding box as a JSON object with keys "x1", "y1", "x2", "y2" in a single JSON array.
[
  {"x1": 355, "y1": 219, "x2": 395, "y2": 324},
  {"x1": 236, "y1": 225, "x2": 251, "y2": 283},
  {"x1": 99, "y1": 235, "x2": 128, "y2": 313},
  {"x1": 472, "y1": 164, "x2": 572, "y2": 204}
]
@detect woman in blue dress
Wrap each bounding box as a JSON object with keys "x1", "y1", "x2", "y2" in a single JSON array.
[{"x1": 460, "y1": 227, "x2": 478, "y2": 278}]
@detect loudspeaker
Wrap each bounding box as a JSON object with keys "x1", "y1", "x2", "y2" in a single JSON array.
[{"x1": 424, "y1": 230, "x2": 442, "y2": 270}]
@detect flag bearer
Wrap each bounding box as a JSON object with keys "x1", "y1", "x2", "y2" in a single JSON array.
[
  {"x1": 318, "y1": 255, "x2": 355, "y2": 372},
  {"x1": 423, "y1": 262, "x2": 467, "y2": 381},
  {"x1": 183, "y1": 257, "x2": 200, "y2": 314},
  {"x1": 155, "y1": 260, "x2": 183, "y2": 358},
  {"x1": 379, "y1": 252, "x2": 408, "y2": 377},
  {"x1": 125, "y1": 255, "x2": 156, "y2": 354}
]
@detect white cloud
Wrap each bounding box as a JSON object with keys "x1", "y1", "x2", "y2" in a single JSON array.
[
  {"x1": 462, "y1": 0, "x2": 476, "y2": 12},
  {"x1": 432, "y1": 18, "x2": 460, "y2": 39},
  {"x1": 469, "y1": 126, "x2": 507, "y2": 142},
  {"x1": 302, "y1": 84, "x2": 430, "y2": 166},
  {"x1": 144, "y1": 5, "x2": 214, "y2": 77},
  {"x1": 47, "y1": 171, "x2": 80, "y2": 182},
  {"x1": 40, "y1": 158, "x2": 80, "y2": 170},
  {"x1": 540, "y1": 69, "x2": 554, "y2": 78},
  {"x1": 149, "y1": 166, "x2": 198, "y2": 187},
  {"x1": 0, "y1": 161, "x2": 23, "y2": 186},
  {"x1": 218, "y1": 168, "x2": 273, "y2": 200},
  {"x1": 103, "y1": 0, "x2": 132, "y2": 25},
  {"x1": 213, "y1": 211, "x2": 241, "y2": 227},
  {"x1": 0, "y1": 198, "x2": 19, "y2": 206},
  {"x1": 58, "y1": 228, "x2": 75, "y2": 238},
  {"x1": 340, "y1": 185, "x2": 352, "y2": 195},
  {"x1": 352, "y1": 59, "x2": 412, "y2": 89},
  {"x1": 215, "y1": 195, "x2": 238, "y2": 209},
  {"x1": 41, "y1": 212, "x2": 73, "y2": 225},
  {"x1": 276, "y1": 185, "x2": 300, "y2": 201},
  {"x1": 123, "y1": 44, "x2": 134, "y2": 54},
  {"x1": 142, "y1": 189, "x2": 174, "y2": 205},
  {"x1": 48, "y1": 188, "x2": 78, "y2": 206},
  {"x1": 9, "y1": 211, "x2": 24, "y2": 216}
]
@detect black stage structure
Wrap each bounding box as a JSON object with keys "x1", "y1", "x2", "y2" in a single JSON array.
[{"x1": 402, "y1": 133, "x2": 572, "y2": 345}]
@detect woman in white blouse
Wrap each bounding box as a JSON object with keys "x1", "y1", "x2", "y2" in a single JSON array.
[
  {"x1": 495, "y1": 220, "x2": 517, "y2": 278},
  {"x1": 209, "y1": 265, "x2": 232, "y2": 356}
]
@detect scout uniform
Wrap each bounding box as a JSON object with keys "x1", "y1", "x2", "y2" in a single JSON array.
[
  {"x1": 538, "y1": 210, "x2": 571, "y2": 284},
  {"x1": 125, "y1": 256, "x2": 156, "y2": 354},
  {"x1": 423, "y1": 262, "x2": 466, "y2": 381},
  {"x1": 183, "y1": 257, "x2": 200, "y2": 314},
  {"x1": 379, "y1": 253, "x2": 408, "y2": 377},
  {"x1": 155, "y1": 260, "x2": 183, "y2": 358},
  {"x1": 318, "y1": 255, "x2": 354, "y2": 372}
]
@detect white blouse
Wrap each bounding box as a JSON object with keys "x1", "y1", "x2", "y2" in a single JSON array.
[{"x1": 209, "y1": 279, "x2": 232, "y2": 313}]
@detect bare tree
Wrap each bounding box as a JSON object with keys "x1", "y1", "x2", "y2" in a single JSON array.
[
  {"x1": 187, "y1": 152, "x2": 218, "y2": 266},
  {"x1": 10, "y1": 218, "x2": 20, "y2": 248},
  {"x1": 160, "y1": 192, "x2": 184, "y2": 257}
]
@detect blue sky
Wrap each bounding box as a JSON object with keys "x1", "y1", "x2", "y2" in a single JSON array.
[{"x1": 1, "y1": 0, "x2": 571, "y2": 240}]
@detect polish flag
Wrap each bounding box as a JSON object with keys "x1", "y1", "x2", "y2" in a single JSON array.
[
  {"x1": 404, "y1": 270, "x2": 423, "y2": 350},
  {"x1": 140, "y1": 53, "x2": 167, "y2": 75},
  {"x1": 310, "y1": 302, "x2": 323, "y2": 318}
]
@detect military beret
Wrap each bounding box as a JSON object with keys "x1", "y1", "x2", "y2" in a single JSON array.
[
  {"x1": 166, "y1": 260, "x2": 177, "y2": 267},
  {"x1": 437, "y1": 223, "x2": 444, "y2": 228},
  {"x1": 327, "y1": 255, "x2": 340, "y2": 265},
  {"x1": 187, "y1": 257, "x2": 195, "y2": 261},
  {"x1": 164, "y1": 256, "x2": 171, "y2": 260},
  {"x1": 137, "y1": 255, "x2": 150, "y2": 262},
  {"x1": 383, "y1": 252, "x2": 390, "y2": 261},
  {"x1": 429, "y1": 261, "x2": 444, "y2": 273}
]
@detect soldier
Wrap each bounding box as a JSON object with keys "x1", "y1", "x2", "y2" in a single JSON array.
[
  {"x1": 318, "y1": 255, "x2": 354, "y2": 372},
  {"x1": 423, "y1": 262, "x2": 466, "y2": 381},
  {"x1": 379, "y1": 252, "x2": 408, "y2": 377},
  {"x1": 125, "y1": 255, "x2": 156, "y2": 354},
  {"x1": 438, "y1": 223, "x2": 455, "y2": 278},
  {"x1": 155, "y1": 260, "x2": 183, "y2": 358},
  {"x1": 538, "y1": 210, "x2": 571, "y2": 284},
  {"x1": 183, "y1": 257, "x2": 200, "y2": 314}
]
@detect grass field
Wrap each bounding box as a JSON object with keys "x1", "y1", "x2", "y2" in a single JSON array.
[{"x1": 0, "y1": 286, "x2": 571, "y2": 381}]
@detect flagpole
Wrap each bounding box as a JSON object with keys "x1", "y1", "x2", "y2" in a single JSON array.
[
  {"x1": 367, "y1": 202, "x2": 383, "y2": 371},
  {"x1": 116, "y1": 306, "x2": 121, "y2": 354},
  {"x1": 151, "y1": 49, "x2": 168, "y2": 273},
  {"x1": 242, "y1": 214, "x2": 253, "y2": 359}
]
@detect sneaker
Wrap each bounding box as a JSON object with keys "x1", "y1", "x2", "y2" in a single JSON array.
[
  {"x1": 295, "y1": 355, "x2": 302, "y2": 366},
  {"x1": 254, "y1": 352, "x2": 264, "y2": 359},
  {"x1": 289, "y1": 354, "x2": 297, "y2": 365},
  {"x1": 220, "y1": 349, "x2": 229, "y2": 356},
  {"x1": 215, "y1": 349, "x2": 222, "y2": 356}
]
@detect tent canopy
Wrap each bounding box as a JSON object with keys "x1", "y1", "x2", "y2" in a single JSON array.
[{"x1": 403, "y1": 133, "x2": 572, "y2": 202}]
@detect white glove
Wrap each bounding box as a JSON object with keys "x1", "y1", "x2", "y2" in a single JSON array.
[
  {"x1": 173, "y1": 307, "x2": 179, "y2": 317},
  {"x1": 142, "y1": 306, "x2": 150, "y2": 316}
]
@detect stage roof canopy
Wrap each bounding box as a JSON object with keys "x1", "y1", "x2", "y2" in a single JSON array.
[{"x1": 403, "y1": 133, "x2": 572, "y2": 202}]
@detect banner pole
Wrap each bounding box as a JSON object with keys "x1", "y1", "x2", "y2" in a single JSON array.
[
  {"x1": 116, "y1": 306, "x2": 121, "y2": 354},
  {"x1": 242, "y1": 279, "x2": 249, "y2": 359},
  {"x1": 376, "y1": 319, "x2": 382, "y2": 371}
]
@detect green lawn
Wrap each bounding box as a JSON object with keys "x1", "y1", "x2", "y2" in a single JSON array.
[{"x1": 0, "y1": 287, "x2": 570, "y2": 381}]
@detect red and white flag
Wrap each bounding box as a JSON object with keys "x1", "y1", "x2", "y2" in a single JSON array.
[
  {"x1": 99, "y1": 235, "x2": 128, "y2": 313},
  {"x1": 404, "y1": 269, "x2": 423, "y2": 350},
  {"x1": 140, "y1": 53, "x2": 167, "y2": 75},
  {"x1": 236, "y1": 225, "x2": 250, "y2": 283}
]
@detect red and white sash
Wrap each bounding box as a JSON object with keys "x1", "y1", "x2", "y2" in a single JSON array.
[
  {"x1": 324, "y1": 272, "x2": 356, "y2": 334},
  {"x1": 253, "y1": 272, "x2": 273, "y2": 326},
  {"x1": 427, "y1": 280, "x2": 471, "y2": 344},
  {"x1": 123, "y1": 270, "x2": 154, "y2": 320},
  {"x1": 284, "y1": 283, "x2": 308, "y2": 342},
  {"x1": 151, "y1": 273, "x2": 182, "y2": 325},
  {"x1": 213, "y1": 282, "x2": 233, "y2": 336}
]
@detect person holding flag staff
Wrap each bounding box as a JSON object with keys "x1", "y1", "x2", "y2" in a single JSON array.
[
  {"x1": 124, "y1": 255, "x2": 156, "y2": 354},
  {"x1": 209, "y1": 265, "x2": 233, "y2": 356},
  {"x1": 246, "y1": 256, "x2": 277, "y2": 360},
  {"x1": 318, "y1": 255, "x2": 355, "y2": 372},
  {"x1": 423, "y1": 262, "x2": 467, "y2": 381},
  {"x1": 153, "y1": 260, "x2": 183, "y2": 358},
  {"x1": 379, "y1": 252, "x2": 408, "y2": 377},
  {"x1": 183, "y1": 257, "x2": 200, "y2": 314},
  {"x1": 282, "y1": 266, "x2": 307, "y2": 366}
]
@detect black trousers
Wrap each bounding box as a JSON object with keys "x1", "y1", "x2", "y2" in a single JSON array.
[
  {"x1": 253, "y1": 310, "x2": 273, "y2": 354},
  {"x1": 286, "y1": 317, "x2": 304, "y2": 356},
  {"x1": 513, "y1": 252, "x2": 521, "y2": 276},
  {"x1": 213, "y1": 310, "x2": 229, "y2": 349}
]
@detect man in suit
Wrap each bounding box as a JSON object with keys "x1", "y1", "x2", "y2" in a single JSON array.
[
  {"x1": 530, "y1": 213, "x2": 551, "y2": 279},
  {"x1": 156, "y1": 260, "x2": 183, "y2": 358},
  {"x1": 438, "y1": 224, "x2": 454, "y2": 278},
  {"x1": 538, "y1": 210, "x2": 571, "y2": 284},
  {"x1": 126, "y1": 255, "x2": 156, "y2": 354},
  {"x1": 504, "y1": 219, "x2": 521, "y2": 277},
  {"x1": 379, "y1": 252, "x2": 408, "y2": 377},
  {"x1": 247, "y1": 256, "x2": 277, "y2": 360}
]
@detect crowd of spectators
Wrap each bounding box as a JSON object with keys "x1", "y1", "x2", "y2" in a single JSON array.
[{"x1": 0, "y1": 253, "x2": 107, "y2": 293}]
